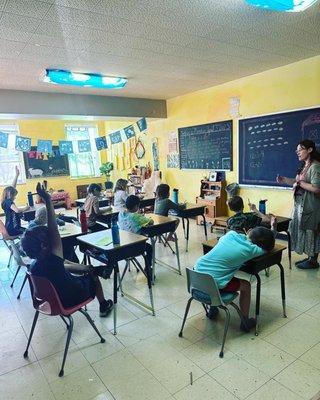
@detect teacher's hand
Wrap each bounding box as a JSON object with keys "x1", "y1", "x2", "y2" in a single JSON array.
[{"x1": 276, "y1": 175, "x2": 286, "y2": 184}]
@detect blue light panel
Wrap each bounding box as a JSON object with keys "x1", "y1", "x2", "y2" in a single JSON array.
[
  {"x1": 245, "y1": 0, "x2": 318, "y2": 11},
  {"x1": 44, "y1": 69, "x2": 127, "y2": 89}
]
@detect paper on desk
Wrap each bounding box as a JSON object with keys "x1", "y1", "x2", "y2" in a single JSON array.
[{"x1": 96, "y1": 233, "x2": 113, "y2": 246}]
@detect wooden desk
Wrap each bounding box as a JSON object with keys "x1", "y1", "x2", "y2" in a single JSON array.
[
  {"x1": 139, "y1": 197, "x2": 155, "y2": 211},
  {"x1": 21, "y1": 207, "x2": 37, "y2": 222},
  {"x1": 178, "y1": 203, "x2": 208, "y2": 252},
  {"x1": 141, "y1": 214, "x2": 181, "y2": 281},
  {"x1": 202, "y1": 238, "x2": 287, "y2": 335},
  {"x1": 211, "y1": 215, "x2": 292, "y2": 268},
  {"x1": 96, "y1": 207, "x2": 121, "y2": 227},
  {"x1": 77, "y1": 229, "x2": 153, "y2": 334},
  {"x1": 75, "y1": 197, "x2": 111, "y2": 218}
]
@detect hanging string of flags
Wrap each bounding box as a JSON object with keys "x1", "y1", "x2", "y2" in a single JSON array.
[{"x1": 0, "y1": 118, "x2": 147, "y2": 155}]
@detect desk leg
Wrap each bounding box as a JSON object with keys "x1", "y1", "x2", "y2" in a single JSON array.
[
  {"x1": 113, "y1": 263, "x2": 118, "y2": 335},
  {"x1": 144, "y1": 255, "x2": 155, "y2": 316},
  {"x1": 278, "y1": 263, "x2": 287, "y2": 318},
  {"x1": 202, "y1": 214, "x2": 208, "y2": 240},
  {"x1": 173, "y1": 233, "x2": 181, "y2": 275},
  {"x1": 254, "y1": 273, "x2": 261, "y2": 336},
  {"x1": 185, "y1": 218, "x2": 190, "y2": 252},
  {"x1": 151, "y1": 237, "x2": 156, "y2": 284},
  {"x1": 287, "y1": 231, "x2": 292, "y2": 270}
]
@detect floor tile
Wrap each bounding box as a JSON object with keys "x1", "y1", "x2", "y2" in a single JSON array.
[
  {"x1": 209, "y1": 357, "x2": 270, "y2": 399},
  {"x1": 300, "y1": 342, "x2": 320, "y2": 370},
  {"x1": 274, "y1": 359, "x2": 320, "y2": 400},
  {"x1": 173, "y1": 374, "x2": 238, "y2": 400},
  {"x1": 78, "y1": 332, "x2": 124, "y2": 364},
  {"x1": 245, "y1": 379, "x2": 303, "y2": 400}
]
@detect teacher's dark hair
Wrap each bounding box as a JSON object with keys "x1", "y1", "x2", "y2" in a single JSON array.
[{"x1": 297, "y1": 139, "x2": 320, "y2": 173}]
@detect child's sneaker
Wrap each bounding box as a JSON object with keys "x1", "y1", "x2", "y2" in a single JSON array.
[
  {"x1": 240, "y1": 317, "x2": 256, "y2": 333},
  {"x1": 99, "y1": 299, "x2": 113, "y2": 317}
]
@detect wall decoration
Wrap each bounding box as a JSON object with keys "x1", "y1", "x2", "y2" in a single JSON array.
[
  {"x1": 109, "y1": 130, "x2": 122, "y2": 144},
  {"x1": 134, "y1": 140, "x2": 145, "y2": 159},
  {"x1": 0, "y1": 131, "x2": 9, "y2": 148},
  {"x1": 168, "y1": 131, "x2": 178, "y2": 153},
  {"x1": 151, "y1": 138, "x2": 160, "y2": 170},
  {"x1": 59, "y1": 140, "x2": 73, "y2": 154},
  {"x1": 15, "y1": 136, "x2": 31, "y2": 152},
  {"x1": 37, "y1": 139, "x2": 53, "y2": 154},
  {"x1": 95, "y1": 136, "x2": 107, "y2": 150},
  {"x1": 137, "y1": 118, "x2": 147, "y2": 132},
  {"x1": 24, "y1": 146, "x2": 70, "y2": 178},
  {"x1": 124, "y1": 125, "x2": 135, "y2": 139},
  {"x1": 78, "y1": 139, "x2": 91, "y2": 152},
  {"x1": 167, "y1": 153, "x2": 179, "y2": 168}
]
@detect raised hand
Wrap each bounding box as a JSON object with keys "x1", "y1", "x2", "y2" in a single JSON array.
[
  {"x1": 276, "y1": 175, "x2": 286, "y2": 184},
  {"x1": 36, "y1": 182, "x2": 50, "y2": 202},
  {"x1": 15, "y1": 166, "x2": 20, "y2": 176},
  {"x1": 248, "y1": 199, "x2": 257, "y2": 212}
]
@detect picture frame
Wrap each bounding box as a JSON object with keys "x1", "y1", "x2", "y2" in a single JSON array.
[{"x1": 208, "y1": 170, "x2": 217, "y2": 182}]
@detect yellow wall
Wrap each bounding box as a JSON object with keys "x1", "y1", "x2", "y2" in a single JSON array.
[
  {"x1": 148, "y1": 55, "x2": 320, "y2": 217},
  {"x1": 0, "y1": 119, "x2": 108, "y2": 205}
]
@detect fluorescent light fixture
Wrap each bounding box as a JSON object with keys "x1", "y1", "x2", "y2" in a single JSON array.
[
  {"x1": 245, "y1": 0, "x2": 319, "y2": 11},
  {"x1": 43, "y1": 69, "x2": 127, "y2": 89}
]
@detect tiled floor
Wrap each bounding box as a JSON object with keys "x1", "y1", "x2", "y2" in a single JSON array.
[{"x1": 1, "y1": 213, "x2": 320, "y2": 400}]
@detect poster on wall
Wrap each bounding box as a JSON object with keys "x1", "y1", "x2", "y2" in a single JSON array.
[
  {"x1": 151, "y1": 138, "x2": 160, "y2": 171},
  {"x1": 168, "y1": 131, "x2": 178, "y2": 153},
  {"x1": 167, "y1": 153, "x2": 179, "y2": 168}
]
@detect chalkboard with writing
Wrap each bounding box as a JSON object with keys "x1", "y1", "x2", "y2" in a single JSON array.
[
  {"x1": 24, "y1": 146, "x2": 70, "y2": 179},
  {"x1": 239, "y1": 107, "x2": 320, "y2": 187},
  {"x1": 178, "y1": 120, "x2": 232, "y2": 170}
]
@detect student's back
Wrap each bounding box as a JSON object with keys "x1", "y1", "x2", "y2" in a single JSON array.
[
  {"x1": 154, "y1": 183, "x2": 185, "y2": 216},
  {"x1": 227, "y1": 212, "x2": 261, "y2": 232}
]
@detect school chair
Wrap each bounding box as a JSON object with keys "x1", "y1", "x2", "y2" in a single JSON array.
[
  {"x1": 9, "y1": 240, "x2": 32, "y2": 300},
  {"x1": 179, "y1": 268, "x2": 245, "y2": 358},
  {"x1": 0, "y1": 219, "x2": 17, "y2": 269},
  {"x1": 23, "y1": 271, "x2": 105, "y2": 377}
]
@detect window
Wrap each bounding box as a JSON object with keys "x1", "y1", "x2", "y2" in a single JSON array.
[
  {"x1": 65, "y1": 125, "x2": 101, "y2": 178},
  {"x1": 0, "y1": 125, "x2": 26, "y2": 186}
]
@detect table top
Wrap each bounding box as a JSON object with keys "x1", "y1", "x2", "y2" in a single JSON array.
[
  {"x1": 213, "y1": 215, "x2": 291, "y2": 232},
  {"x1": 77, "y1": 229, "x2": 147, "y2": 252},
  {"x1": 76, "y1": 197, "x2": 110, "y2": 204},
  {"x1": 141, "y1": 213, "x2": 177, "y2": 237},
  {"x1": 58, "y1": 223, "x2": 83, "y2": 239},
  {"x1": 177, "y1": 203, "x2": 206, "y2": 217}
]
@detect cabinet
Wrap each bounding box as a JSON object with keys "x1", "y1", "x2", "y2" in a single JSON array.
[{"x1": 196, "y1": 180, "x2": 227, "y2": 224}]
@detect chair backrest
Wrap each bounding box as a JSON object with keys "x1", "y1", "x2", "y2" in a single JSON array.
[
  {"x1": 186, "y1": 267, "x2": 224, "y2": 307},
  {"x1": 10, "y1": 240, "x2": 30, "y2": 266},
  {"x1": 27, "y1": 272, "x2": 65, "y2": 316}
]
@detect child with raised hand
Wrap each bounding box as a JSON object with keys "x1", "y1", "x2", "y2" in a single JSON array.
[
  {"x1": 195, "y1": 226, "x2": 275, "y2": 331},
  {"x1": 84, "y1": 183, "x2": 112, "y2": 232},
  {"x1": 118, "y1": 195, "x2": 154, "y2": 269},
  {"x1": 1, "y1": 166, "x2": 29, "y2": 236},
  {"x1": 21, "y1": 183, "x2": 113, "y2": 317},
  {"x1": 113, "y1": 179, "x2": 128, "y2": 209},
  {"x1": 154, "y1": 183, "x2": 186, "y2": 241}
]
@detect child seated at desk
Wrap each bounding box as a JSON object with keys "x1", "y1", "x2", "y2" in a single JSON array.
[
  {"x1": 227, "y1": 196, "x2": 276, "y2": 232},
  {"x1": 194, "y1": 227, "x2": 275, "y2": 332},
  {"x1": 118, "y1": 195, "x2": 154, "y2": 270},
  {"x1": 154, "y1": 183, "x2": 185, "y2": 241},
  {"x1": 21, "y1": 183, "x2": 113, "y2": 317},
  {"x1": 1, "y1": 166, "x2": 29, "y2": 236},
  {"x1": 84, "y1": 184, "x2": 112, "y2": 233},
  {"x1": 113, "y1": 179, "x2": 128, "y2": 209}
]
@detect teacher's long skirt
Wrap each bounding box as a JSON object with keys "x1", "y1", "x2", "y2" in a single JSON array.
[{"x1": 289, "y1": 195, "x2": 320, "y2": 256}]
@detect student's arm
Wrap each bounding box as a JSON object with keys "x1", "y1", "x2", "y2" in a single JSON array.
[
  {"x1": 248, "y1": 202, "x2": 270, "y2": 223},
  {"x1": 11, "y1": 166, "x2": 20, "y2": 188},
  {"x1": 298, "y1": 180, "x2": 320, "y2": 194},
  {"x1": 36, "y1": 182, "x2": 63, "y2": 258},
  {"x1": 10, "y1": 203, "x2": 30, "y2": 213},
  {"x1": 138, "y1": 214, "x2": 154, "y2": 226}
]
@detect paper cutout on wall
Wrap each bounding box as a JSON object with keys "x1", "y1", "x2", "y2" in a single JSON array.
[
  {"x1": 124, "y1": 125, "x2": 135, "y2": 140},
  {"x1": 59, "y1": 140, "x2": 73, "y2": 154},
  {"x1": 135, "y1": 140, "x2": 145, "y2": 159},
  {"x1": 137, "y1": 118, "x2": 147, "y2": 132},
  {"x1": 15, "y1": 136, "x2": 31, "y2": 152},
  {"x1": 37, "y1": 139, "x2": 53, "y2": 154},
  {"x1": 0, "y1": 131, "x2": 9, "y2": 148},
  {"x1": 167, "y1": 153, "x2": 180, "y2": 168},
  {"x1": 152, "y1": 138, "x2": 160, "y2": 171},
  {"x1": 95, "y1": 136, "x2": 107, "y2": 150},
  {"x1": 78, "y1": 139, "x2": 91, "y2": 153},
  {"x1": 109, "y1": 130, "x2": 122, "y2": 144}
]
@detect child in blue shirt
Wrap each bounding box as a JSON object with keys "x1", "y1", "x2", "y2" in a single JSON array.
[
  {"x1": 21, "y1": 183, "x2": 113, "y2": 316},
  {"x1": 1, "y1": 167, "x2": 30, "y2": 236},
  {"x1": 195, "y1": 227, "x2": 275, "y2": 331},
  {"x1": 118, "y1": 195, "x2": 154, "y2": 269}
]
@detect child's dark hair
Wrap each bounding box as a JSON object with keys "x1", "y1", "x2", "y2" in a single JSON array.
[
  {"x1": 248, "y1": 226, "x2": 275, "y2": 252},
  {"x1": 87, "y1": 183, "x2": 102, "y2": 194},
  {"x1": 21, "y1": 226, "x2": 50, "y2": 260},
  {"x1": 1, "y1": 186, "x2": 18, "y2": 207},
  {"x1": 228, "y1": 196, "x2": 244, "y2": 212},
  {"x1": 125, "y1": 195, "x2": 140, "y2": 211},
  {"x1": 115, "y1": 179, "x2": 128, "y2": 192},
  {"x1": 156, "y1": 183, "x2": 170, "y2": 199}
]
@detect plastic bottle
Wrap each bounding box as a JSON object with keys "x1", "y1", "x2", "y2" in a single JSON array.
[
  {"x1": 79, "y1": 209, "x2": 88, "y2": 233},
  {"x1": 111, "y1": 218, "x2": 120, "y2": 245},
  {"x1": 27, "y1": 191, "x2": 34, "y2": 207},
  {"x1": 172, "y1": 188, "x2": 179, "y2": 204},
  {"x1": 259, "y1": 199, "x2": 267, "y2": 214}
]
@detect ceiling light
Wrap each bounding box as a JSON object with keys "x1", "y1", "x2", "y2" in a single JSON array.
[
  {"x1": 43, "y1": 69, "x2": 127, "y2": 89},
  {"x1": 245, "y1": 0, "x2": 319, "y2": 12}
]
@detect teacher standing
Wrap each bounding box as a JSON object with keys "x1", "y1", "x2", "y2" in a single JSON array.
[{"x1": 277, "y1": 139, "x2": 320, "y2": 269}]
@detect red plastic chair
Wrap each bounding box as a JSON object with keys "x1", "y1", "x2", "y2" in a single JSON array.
[
  {"x1": 23, "y1": 272, "x2": 105, "y2": 377},
  {"x1": 0, "y1": 219, "x2": 18, "y2": 268}
]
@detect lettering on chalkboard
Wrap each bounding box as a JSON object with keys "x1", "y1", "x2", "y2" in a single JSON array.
[{"x1": 178, "y1": 120, "x2": 233, "y2": 170}]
